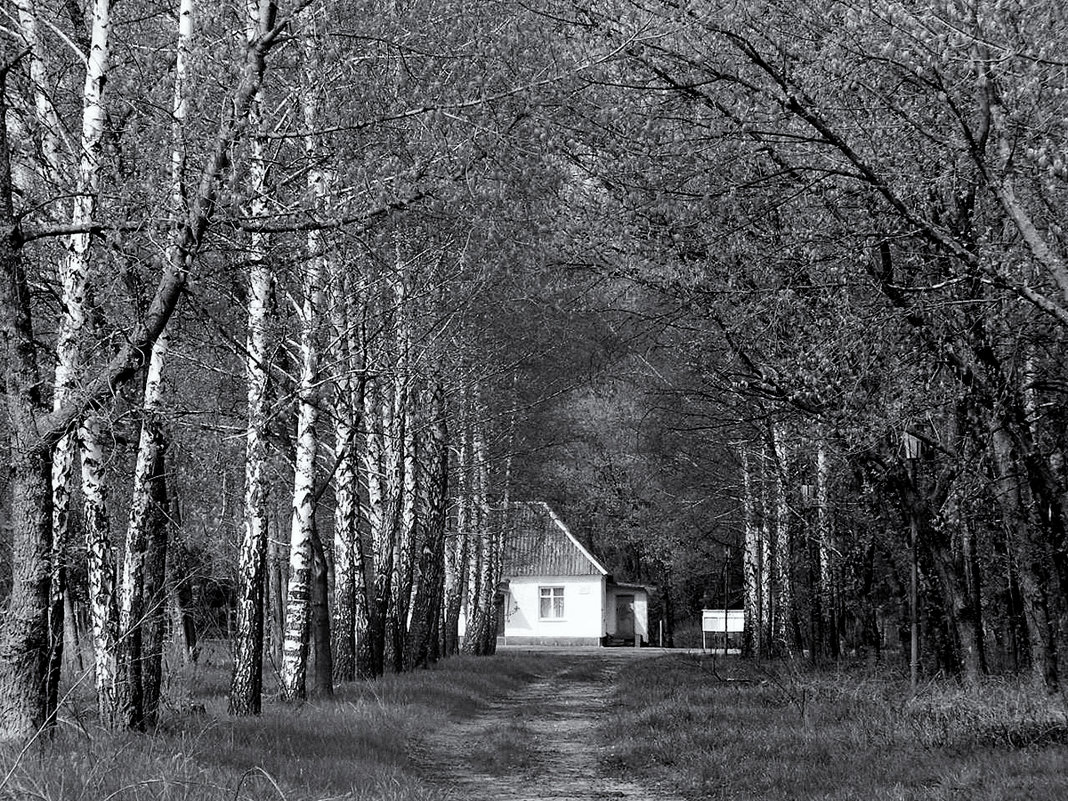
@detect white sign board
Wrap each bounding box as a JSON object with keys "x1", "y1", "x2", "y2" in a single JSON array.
[{"x1": 702, "y1": 609, "x2": 745, "y2": 633}]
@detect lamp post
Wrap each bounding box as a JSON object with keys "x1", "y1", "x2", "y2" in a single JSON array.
[{"x1": 903, "y1": 431, "x2": 922, "y2": 696}]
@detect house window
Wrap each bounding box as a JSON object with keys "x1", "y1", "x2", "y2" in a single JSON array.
[{"x1": 539, "y1": 586, "x2": 565, "y2": 619}]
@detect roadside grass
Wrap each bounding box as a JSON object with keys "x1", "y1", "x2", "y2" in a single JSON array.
[
  {"x1": 600, "y1": 654, "x2": 1068, "y2": 801},
  {"x1": 0, "y1": 648, "x2": 557, "y2": 801}
]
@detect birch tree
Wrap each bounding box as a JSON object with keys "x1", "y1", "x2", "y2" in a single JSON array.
[
  {"x1": 740, "y1": 443, "x2": 764, "y2": 657},
  {"x1": 328, "y1": 264, "x2": 364, "y2": 683},
  {"x1": 279, "y1": 9, "x2": 329, "y2": 701},
  {"x1": 405, "y1": 379, "x2": 449, "y2": 668},
  {"x1": 229, "y1": 0, "x2": 278, "y2": 717},
  {"x1": 0, "y1": 0, "x2": 317, "y2": 741}
]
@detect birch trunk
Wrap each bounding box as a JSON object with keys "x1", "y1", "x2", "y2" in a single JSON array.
[
  {"x1": 279, "y1": 39, "x2": 327, "y2": 696},
  {"x1": 771, "y1": 423, "x2": 794, "y2": 656},
  {"x1": 127, "y1": 0, "x2": 196, "y2": 721},
  {"x1": 390, "y1": 272, "x2": 417, "y2": 671},
  {"x1": 815, "y1": 443, "x2": 838, "y2": 659},
  {"x1": 740, "y1": 444, "x2": 763, "y2": 658},
  {"x1": 81, "y1": 417, "x2": 121, "y2": 728},
  {"x1": 443, "y1": 406, "x2": 470, "y2": 656},
  {"x1": 118, "y1": 323, "x2": 170, "y2": 731},
  {"x1": 758, "y1": 444, "x2": 773, "y2": 657},
  {"x1": 359, "y1": 373, "x2": 394, "y2": 678},
  {"x1": 405, "y1": 381, "x2": 448, "y2": 668},
  {"x1": 44, "y1": 0, "x2": 116, "y2": 726},
  {"x1": 229, "y1": 0, "x2": 275, "y2": 717},
  {"x1": 462, "y1": 402, "x2": 495, "y2": 656},
  {"x1": 278, "y1": 264, "x2": 321, "y2": 700},
  {"x1": 0, "y1": 0, "x2": 309, "y2": 742},
  {"x1": 328, "y1": 268, "x2": 363, "y2": 682}
]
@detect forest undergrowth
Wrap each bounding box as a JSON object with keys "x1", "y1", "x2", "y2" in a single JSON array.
[
  {"x1": 0, "y1": 644, "x2": 560, "y2": 801},
  {"x1": 601, "y1": 654, "x2": 1068, "y2": 801}
]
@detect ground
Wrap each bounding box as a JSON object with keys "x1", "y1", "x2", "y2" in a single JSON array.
[{"x1": 414, "y1": 647, "x2": 685, "y2": 801}]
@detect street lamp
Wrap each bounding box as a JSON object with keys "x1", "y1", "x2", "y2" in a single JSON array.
[{"x1": 903, "y1": 430, "x2": 922, "y2": 696}]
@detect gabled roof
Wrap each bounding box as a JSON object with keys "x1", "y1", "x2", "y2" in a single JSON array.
[{"x1": 502, "y1": 501, "x2": 608, "y2": 577}]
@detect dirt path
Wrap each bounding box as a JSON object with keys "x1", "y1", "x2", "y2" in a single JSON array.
[{"x1": 414, "y1": 650, "x2": 685, "y2": 801}]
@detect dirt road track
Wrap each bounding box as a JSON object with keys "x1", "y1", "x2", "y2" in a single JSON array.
[{"x1": 414, "y1": 649, "x2": 686, "y2": 801}]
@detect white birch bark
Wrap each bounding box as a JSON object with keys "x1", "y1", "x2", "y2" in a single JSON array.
[
  {"x1": 278, "y1": 255, "x2": 322, "y2": 702},
  {"x1": 279, "y1": 26, "x2": 327, "y2": 698},
  {"x1": 740, "y1": 443, "x2": 763, "y2": 657},
  {"x1": 390, "y1": 270, "x2": 417, "y2": 667},
  {"x1": 443, "y1": 400, "x2": 470, "y2": 655},
  {"x1": 758, "y1": 443, "x2": 773, "y2": 654},
  {"x1": 462, "y1": 388, "x2": 494, "y2": 655},
  {"x1": 328, "y1": 266, "x2": 361, "y2": 681},
  {"x1": 119, "y1": 0, "x2": 191, "y2": 726},
  {"x1": 79, "y1": 416, "x2": 119, "y2": 727},
  {"x1": 229, "y1": 0, "x2": 276, "y2": 716},
  {"x1": 14, "y1": 1, "x2": 64, "y2": 188},
  {"x1": 360, "y1": 358, "x2": 395, "y2": 675},
  {"x1": 772, "y1": 423, "x2": 792, "y2": 654},
  {"x1": 815, "y1": 442, "x2": 834, "y2": 656},
  {"x1": 58, "y1": 0, "x2": 119, "y2": 727}
]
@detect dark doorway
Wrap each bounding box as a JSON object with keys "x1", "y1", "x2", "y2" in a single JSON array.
[{"x1": 616, "y1": 595, "x2": 635, "y2": 640}]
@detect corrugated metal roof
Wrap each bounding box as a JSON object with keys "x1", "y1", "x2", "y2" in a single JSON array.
[{"x1": 501, "y1": 501, "x2": 608, "y2": 577}]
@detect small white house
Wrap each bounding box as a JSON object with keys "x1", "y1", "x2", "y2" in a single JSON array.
[{"x1": 494, "y1": 501, "x2": 650, "y2": 647}]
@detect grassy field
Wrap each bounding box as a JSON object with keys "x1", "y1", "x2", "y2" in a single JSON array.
[
  {"x1": 601, "y1": 653, "x2": 1068, "y2": 801},
  {"x1": 3, "y1": 648, "x2": 1066, "y2": 800},
  {"x1": 0, "y1": 647, "x2": 560, "y2": 801}
]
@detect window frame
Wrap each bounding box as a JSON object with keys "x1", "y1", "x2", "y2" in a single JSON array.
[{"x1": 539, "y1": 585, "x2": 566, "y2": 621}]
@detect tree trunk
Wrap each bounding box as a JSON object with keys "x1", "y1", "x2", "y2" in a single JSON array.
[
  {"x1": 442, "y1": 417, "x2": 470, "y2": 656},
  {"x1": 406, "y1": 381, "x2": 449, "y2": 668},
  {"x1": 279, "y1": 106, "x2": 325, "y2": 696},
  {"x1": 990, "y1": 426, "x2": 1059, "y2": 689},
  {"x1": 390, "y1": 312, "x2": 418, "y2": 671},
  {"x1": 309, "y1": 523, "x2": 333, "y2": 696},
  {"x1": 328, "y1": 266, "x2": 362, "y2": 683},
  {"x1": 120, "y1": 323, "x2": 171, "y2": 732},
  {"x1": 740, "y1": 443, "x2": 763, "y2": 658},
  {"x1": 229, "y1": 0, "x2": 274, "y2": 718},
  {"x1": 140, "y1": 439, "x2": 170, "y2": 727},
  {"x1": 168, "y1": 501, "x2": 199, "y2": 665},
  {"x1": 0, "y1": 78, "x2": 56, "y2": 738},
  {"x1": 815, "y1": 443, "x2": 839, "y2": 660},
  {"x1": 462, "y1": 408, "x2": 496, "y2": 656},
  {"x1": 769, "y1": 424, "x2": 794, "y2": 656},
  {"x1": 81, "y1": 416, "x2": 122, "y2": 729},
  {"x1": 359, "y1": 373, "x2": 394, "y2": 678}
]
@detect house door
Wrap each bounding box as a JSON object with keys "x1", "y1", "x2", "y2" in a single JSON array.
[{"x1": 615, "y1": 595, "x2": 635, "y2": 640}]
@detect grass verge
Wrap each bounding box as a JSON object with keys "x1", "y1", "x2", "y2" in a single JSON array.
[
  {"x1": 0, "y1": 650, "x2": 556, "y2": 801},
  {"x1": 600, "y1": 654, "x2": 1068, "y2": 801}
]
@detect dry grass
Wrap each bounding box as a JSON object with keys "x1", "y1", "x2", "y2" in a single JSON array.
[
  {"x1": 0, "y1": 646, "x2": 554, "y2": 801},
  {"x1": 600, "y1": 654, "x2": 1068, "y2": 801}
]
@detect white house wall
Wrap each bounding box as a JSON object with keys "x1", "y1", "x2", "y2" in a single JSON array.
[{"x1": 503, "y1": 574, "x2": 606, "y2": 645}]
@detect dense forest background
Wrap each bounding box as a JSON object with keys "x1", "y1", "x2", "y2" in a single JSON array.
[{"x1": 1, "y1": 0, "x2": 1067, "y2": 741}]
